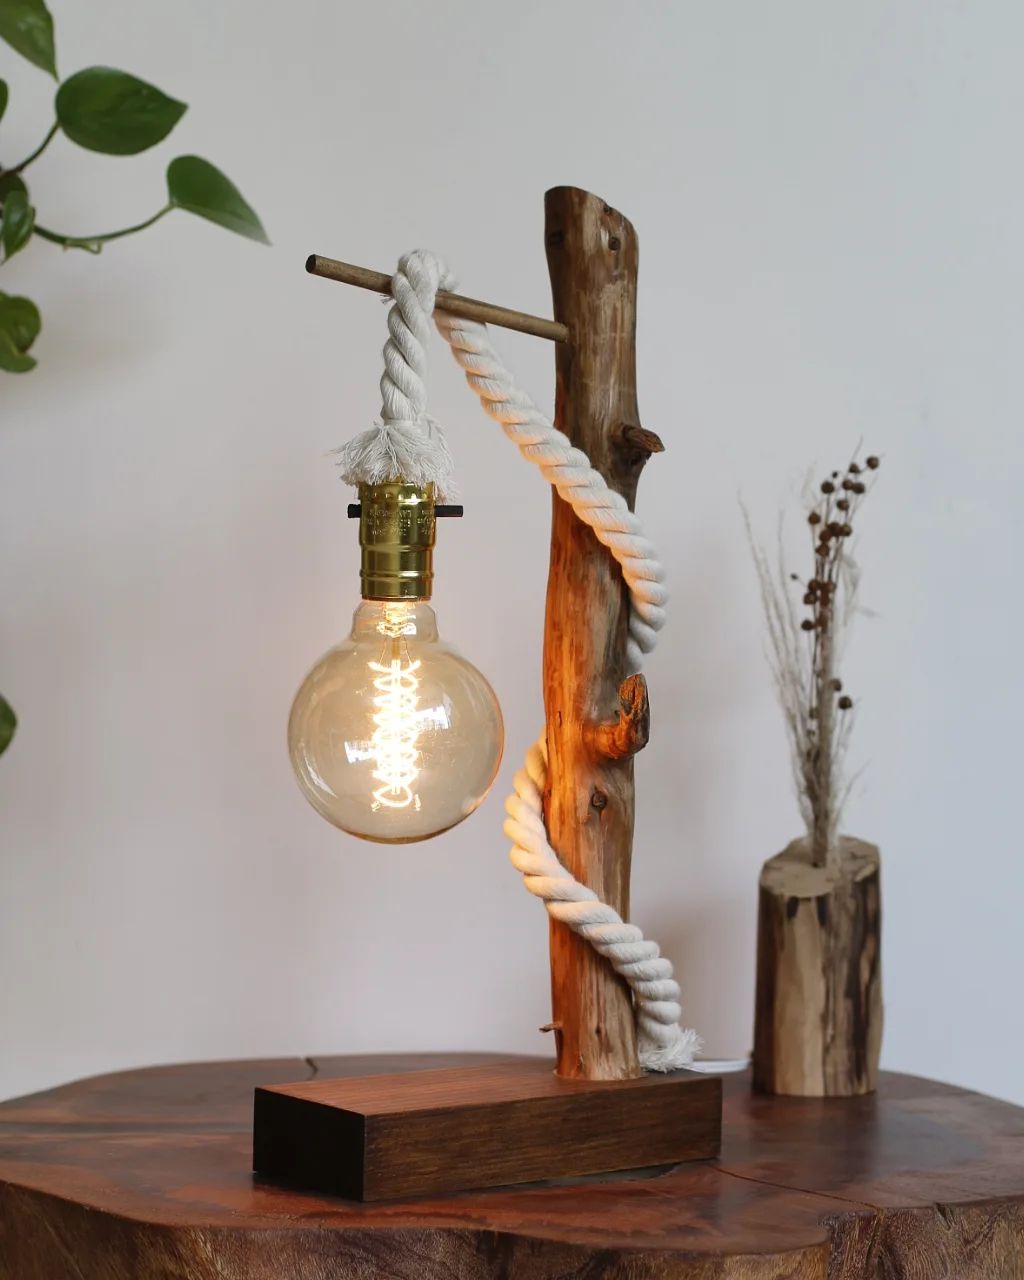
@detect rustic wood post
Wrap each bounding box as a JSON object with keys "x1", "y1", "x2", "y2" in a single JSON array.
[
  {"x1": 752, "y1": 835, "x2": 883, "y2": 1096},
  {"x1": 543, "y1": 187, "x2": 663, "y2": 1081}
]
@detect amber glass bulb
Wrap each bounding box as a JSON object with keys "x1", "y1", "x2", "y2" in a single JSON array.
[{"x1": 288, "y1": 601, "x2": 504, "y2": 843}]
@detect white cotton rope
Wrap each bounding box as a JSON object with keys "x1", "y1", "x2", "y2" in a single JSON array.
[{"x1": 339, "y1": 249, "x2": 700, "y2": 1072}]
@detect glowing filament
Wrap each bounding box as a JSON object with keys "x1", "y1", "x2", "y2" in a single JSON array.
[{"x1": 369, "y1": 631, "x2": 422, "y2": 811}]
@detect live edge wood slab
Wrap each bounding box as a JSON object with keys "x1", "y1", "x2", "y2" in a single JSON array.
[
  {"x1": 253, "y1": 1057, "x2": 720, "y2": 1199},
  {"x1": 3, "y1": 1054, "x2": 1024, "y2": 1280}
]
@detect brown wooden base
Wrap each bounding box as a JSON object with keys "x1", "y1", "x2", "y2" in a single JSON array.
[{"x1": 252, "y1": 1056, "x2": 721, "y2": 1200}]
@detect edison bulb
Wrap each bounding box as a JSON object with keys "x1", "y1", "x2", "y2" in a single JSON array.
[{"x1": 288, "y1": 600, "x2": 503, "y2": 843}]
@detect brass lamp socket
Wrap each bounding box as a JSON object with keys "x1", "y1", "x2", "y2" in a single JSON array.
[{"x1": 358, "y1": 481, "x2": 435, "y2": 601}]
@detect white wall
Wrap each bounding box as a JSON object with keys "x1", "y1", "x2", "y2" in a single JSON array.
[{"x1": 2, "y1": 0, "x2": 1022, "y2": 1106}]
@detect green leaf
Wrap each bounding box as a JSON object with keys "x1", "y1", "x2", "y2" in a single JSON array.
[
  {"x1": 56, "y1": 66, "x2": 186, "y2": 155},
  {"x1": 0, "y1": 0, "x2": 56, "y2": 77},
  {"x1": 0, "y1": 79, "x2": 8, "y2": 123},
  {"x1": 1, "y1": 187, "x2": 34, "y2": 259},
  {"x1": 0, "y1": 694, "x2": 15, "y2": 756},
  {"x1": 0, "y1": 290, "x2": 40, "y2": 371},
  {"x1": 0, "y1": 171, "x2": 26, "y2": 202},
  {"x1": 0, "y1": 291, "x2": 40, "y2": 348},
  {"x1": 167, "y1": 155, "x2": 268, "y2": 244},
  {"x1": 0, "y1": 326, "x2": 35, "y2": 370}
]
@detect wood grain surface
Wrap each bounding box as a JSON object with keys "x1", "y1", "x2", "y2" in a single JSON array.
[
  {"x1": 253, "y1": 1057, "x2": 720, "y2": 1199},
  {"x1": 2, "y1": 1054, "x2": 1023, "y2": 1278}
]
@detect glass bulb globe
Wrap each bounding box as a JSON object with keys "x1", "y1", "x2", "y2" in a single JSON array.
[{"x1": 288, "y1": 601, "x2": 503, "y2": 843}]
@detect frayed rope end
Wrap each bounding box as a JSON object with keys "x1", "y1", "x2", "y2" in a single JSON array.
[
  {"x1": 639, "y1": 1026, "x2": 703, "y2": 1074},
  {"x1": 332, "y1": 418, "x2": 457, "y2": 501}
]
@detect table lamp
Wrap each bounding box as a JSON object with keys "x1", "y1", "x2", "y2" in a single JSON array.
[{"x1": 252, "y1": 186, "x2": 721, "y2": 1201}]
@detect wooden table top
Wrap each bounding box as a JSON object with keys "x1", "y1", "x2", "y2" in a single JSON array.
[{"x1": 1, "y1": 1052, "x2": 1022, "y2": 1278}]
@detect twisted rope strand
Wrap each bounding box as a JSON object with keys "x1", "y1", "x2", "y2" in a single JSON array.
[{"x1": 375, "y1": 250, "x2": 699, "y2": 1071}]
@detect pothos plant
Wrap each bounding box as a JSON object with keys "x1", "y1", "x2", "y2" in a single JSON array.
[
  {"x1": 0, "y1": 0, "x2": 268, "y2": 377},
  {"x1": 0, "y1": 0, "x2": 268, "y2": 758}
]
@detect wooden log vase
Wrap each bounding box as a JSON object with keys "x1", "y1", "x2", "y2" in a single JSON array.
[{"x1": 752, "y1": 835, "x2": 882, "y2": 1097}]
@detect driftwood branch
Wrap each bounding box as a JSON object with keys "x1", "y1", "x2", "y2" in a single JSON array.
[{"x1": 544, "y1": 186, "x2": 658, "y2": 1081}]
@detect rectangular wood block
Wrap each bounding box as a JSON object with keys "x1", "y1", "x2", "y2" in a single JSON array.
[{"x1": 253, "y1": 1057, "x2": 721, "y2": 1200}]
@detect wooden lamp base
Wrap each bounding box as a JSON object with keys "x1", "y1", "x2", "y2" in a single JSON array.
[{"x1": 253, "y1": 1055, "x2": 721, "y2": 1201}]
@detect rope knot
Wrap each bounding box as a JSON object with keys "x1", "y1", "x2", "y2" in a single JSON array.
[
  {"x1": 332, "y1": 415, "x2": 456, "y2": 498},
  {"x1": 335, "y1": 251, "x2": 460, "y2": 499}
]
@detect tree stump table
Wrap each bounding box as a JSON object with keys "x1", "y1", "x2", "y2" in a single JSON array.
[{"x1": 1, "y1": 1053, "x2": 1022, "y2": 1279}]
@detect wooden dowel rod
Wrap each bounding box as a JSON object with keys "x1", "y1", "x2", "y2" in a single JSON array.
[{"x1": 305, "y1": 254, "x2": 570, "y2": 344}]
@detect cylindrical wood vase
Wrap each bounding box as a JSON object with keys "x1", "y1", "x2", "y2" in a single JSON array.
[{"x1": 752, "y1": 835, "x2": 882, "y2": 1096}]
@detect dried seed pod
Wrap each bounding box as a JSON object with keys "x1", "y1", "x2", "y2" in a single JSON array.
[
  {"x1": 808, "y1": 511, "x2": 822, "y2": 525},
  {"x1": 840, "y1": 523, "x2": 853, "y2": 536},
  {"x1": 849, "y1": 462, "x2": 861, "y2": 474},
  {"x1": 852, "y1": 481, "x2": 866, "y2": 494},
  {"x1": 866, "y1": 455, "x2": 880, "y2": 469},
  {"x1": 838, "y1": 695, "x2": 853, "y2": 710},
  {"x1": 803, "y1": 592, "x2": 815, "y2": 605},
  {"x1": 842, "y1": 479, "x2": 855, "y2": 491},
  {"x1": 821, "y1": 480, "x2": 835, "y2": 494},
  {"x1": 801, "y1": 619, "x2": 815, "y2": 632},
  {"x1": 837, "y1": 498, "x2": 850, "y2": 511},
  {"x1": 831, "y1": 677, "x2": 843, "y2": 691}
]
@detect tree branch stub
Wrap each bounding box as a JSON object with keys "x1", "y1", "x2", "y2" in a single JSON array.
[{"x1": 586, "y1": 674, "x2": 651, "y2": 761}]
